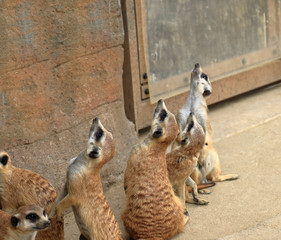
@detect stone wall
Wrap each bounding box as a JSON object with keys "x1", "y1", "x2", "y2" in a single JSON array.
[{"x1": 0, "y1": 0, "x2": 138, "y2": 192}]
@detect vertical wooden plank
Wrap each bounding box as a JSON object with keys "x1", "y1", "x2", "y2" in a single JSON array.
[
  {"x1": 267, "y1": 0, "x2": 277, "y2": 46},
  {"x1": 135, "y1": 0, "x2": 149, "y2": 85}
]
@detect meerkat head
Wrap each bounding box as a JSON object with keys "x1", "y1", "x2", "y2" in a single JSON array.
[
  {"x1": 191, "y1": 63, "x2": 212, "y2": 97},
  {"x1": 0, "y1": 151, "x2": 12, "y2": 170},
  {"x1": 11, "y1": 205, "x2": 50, "y2": 232},
  {"x1": 180, "y1": 112, "x2": 205, "y2": 148},
  {"x1": 150, "y1": 99, "x2": 179, "y2": 144},
  {"x1": 86, "y1": 118, "x2": 115, "y2": 166}
]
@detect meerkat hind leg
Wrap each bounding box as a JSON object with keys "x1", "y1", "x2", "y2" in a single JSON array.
[
  {"x1": 186, "y1": 177, "x2": 208, "y2": 205},
  {"x1": 176, "y1": 182, "x2": 186, "y2": 207}
]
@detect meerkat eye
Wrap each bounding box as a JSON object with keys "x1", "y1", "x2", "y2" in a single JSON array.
[
  {"x1": 43, "y1": 210, "x2": 46, "y2": 217},
  {"x1": 26, "y1": 213, "x2": 39, "y2": 222},
  {"x1": 187, "y1": 121, "x2": 194, "y2": 131},
  {"x1": 159, "y1": 109, "x2": 167, "y2": 122},
  {"x1": 201, "y1": 73, "x2": 208, "y2": 81},
  {"x1": 0, "y1": 155, "x2": 8, "y2": 166},
  {"x1": 11, "y1": 216, "x2": 19, "y2": 227},
  {"x1": 95, "y1": 127, "x2": 104, "y2": 141}
]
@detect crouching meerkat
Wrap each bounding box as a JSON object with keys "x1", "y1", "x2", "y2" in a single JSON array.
[
  {"x1": 123, "y1": 99, "x2": 188, "y2": 240},
  {"x1": 0, "y1": 151, "x2": 64, "y2": 240},
  {"x1": 51, "y1": 118, "x2": 122, "y2": 240},
  {"x1": 0, "y1": 204, "x2": 50, "y2": 240},
  {"x1": 167, "y1": 112, "x2": 208, "y2": 206}
]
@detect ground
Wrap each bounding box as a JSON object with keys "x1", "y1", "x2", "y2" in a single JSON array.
[{"x1": 64, "y1": 81, "x2": 281, "y2": 240}]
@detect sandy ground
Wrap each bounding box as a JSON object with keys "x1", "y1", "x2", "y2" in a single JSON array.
[{"x1": 64, "y1": 82, "x2": 281, "y2": 240}]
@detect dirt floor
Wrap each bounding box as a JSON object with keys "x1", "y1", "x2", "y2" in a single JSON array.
[{"x1": 64, "y1": 81, "x2": 281, "y2": 240}]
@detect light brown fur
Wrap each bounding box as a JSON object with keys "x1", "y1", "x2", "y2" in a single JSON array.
[
  {"x1": 0, "y1": 152, "x2": 63, "y2": 240},
  {"x1": 52, "y1": 118, "x2": 122, "y2": 240},
  {"x1": 0, "y1": 205, "x2": 50, "y2": 240},
  {"x1": 123, "y1": 100, "x2": 188, "y2": 240},
  {"x1": 167, "y1": 113, "x2": 208, "y2": 206}
]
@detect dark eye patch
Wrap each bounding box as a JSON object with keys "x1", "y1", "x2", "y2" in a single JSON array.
[
  {"x1": 43, "y1": 210, "x2": 46, "y2": 217},
  {"x1": 201, "y1": 73, "x2": 208, "y2": 81},
  {"x1": 187, "y1": 120, "x2": 194, "y2": 131},
  {"x1": 0, "y1": 155, "x2": 8, "y2": 166},
  {"x1": 95, "y1": 127, "x2": 104, "y2": 141},
  {"x1": 11, "y1": 216, "x2": 19, "y2": 227},
  {"x1": 26, "y1": 213, "x2": 39, "y2": 222},
  {"x1": 159, "y1": 109, "x2": 167, "y2": 122}
]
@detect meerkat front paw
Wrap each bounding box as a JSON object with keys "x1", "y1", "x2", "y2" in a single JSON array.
[{"x1": 52, "y1": 209, "x2": 63, "y2": 223}]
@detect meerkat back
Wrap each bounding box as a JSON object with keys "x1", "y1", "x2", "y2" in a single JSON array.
[
  {"x1": 123, "y1": 99, "x2": 188, "y2": 240},
  {"x1": 0, "y1": 151, "x2": 64, "y2": 240}
]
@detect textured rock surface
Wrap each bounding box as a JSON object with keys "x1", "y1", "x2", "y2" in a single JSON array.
[{"x1": 0, "y1": 0, "x2": 138, "y2": 192}]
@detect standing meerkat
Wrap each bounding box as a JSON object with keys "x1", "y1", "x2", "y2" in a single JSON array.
[
  {"x1": 167, "y1": 112, "x2": 208, "y2": 206},
  {"x1": 177, "y1": 63, "x2": 238, "y2": 188},
  {"x1": 0, "y1": 204, "x2": 50, "y2": 240},
  {"x1": 0, "y1": 151, "x2": 64, "y2": 240},
  {"x1": 52, "y1": 118, "x2": 122, "y2": 240},
  {"x1": 174, "y1": 63, "x2": 212, "y2": 151},
  {"x1": 123, "y1": 99, "x2": 188, "y2": 240}
]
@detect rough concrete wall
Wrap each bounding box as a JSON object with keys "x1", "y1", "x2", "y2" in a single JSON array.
[{"x1": 0, "y1": 0, "x2": 138, "y2": 191}]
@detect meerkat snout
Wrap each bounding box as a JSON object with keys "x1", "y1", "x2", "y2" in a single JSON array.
[
  {"x1": 89, "y1": 147, "x2": 100, "y2": 159},
  {"x1": 203, "y1": 89, "x2": 211, "y2": 97}
]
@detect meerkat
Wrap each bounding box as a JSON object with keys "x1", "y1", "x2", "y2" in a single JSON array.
[
  {"x1": 51, "y1": 117, "x2": 122, "y2": 240},
  {"x1": 167, "y1": 112, "x2": 208, "y2": 206},
  {"x1": 173, "y1": 63, "x2": 212, "y2": 151},
  {"x1": 123, "y1": 99, "x2": 188, "y2": 240},
  {"x1": 0, "y1": 151, "x2": 64, "y2": 240},
  {"x1": 0, "y1": 204, "x2": 50, "y2": 240},
  {"x1": 176, "y1": 63, "x2": 238, "y2": 189}
]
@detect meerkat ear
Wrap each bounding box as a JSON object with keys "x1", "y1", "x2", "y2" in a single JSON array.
[
  {"x1": 0, "y1": 154, "x2": 9, "y2": 166},
  {"x1": 11, "y1": 216, "x2": 19, "y2": 227}
]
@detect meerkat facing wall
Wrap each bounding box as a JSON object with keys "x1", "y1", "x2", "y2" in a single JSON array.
[
  {"x1": 123, "y1": 99, "x2": 188, "y2": 240},
  {"x1": 0, "y1": 151, "x2": 64, "y2": 240},
  {"x1": 52, "y1": 118, "x2": 122, "y2": 240},
  {"x1": 0, "y1": 204, "x2": 50, "y2": 240},
  {"x1": 167, "y1": 112, "x2": 208, "y2": 206}
]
